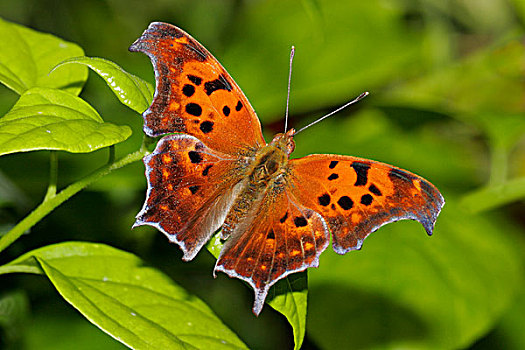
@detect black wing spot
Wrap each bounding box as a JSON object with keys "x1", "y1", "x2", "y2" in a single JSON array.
[
  {"x1": 188, "y1": 151, "x2": 202, "y2": 164},
  {"x1": 235, "y1": 100, "x2": 243, "y2": 111},
  {"x1": 329, "y1": 161, "x2": 339, "y2": 169},
  {"x1": 280, "y1": 212, "x2": 289, "y2": 223},
  {"x1": 185, "y1": 103, "x2": 202, "y2": 116},
  {"x1": 267, "y1": 229, "x2": 275, "y2": 240},
  {"x1": 360, "y1": 194, "x2": 373, "y2": 206},
  {"x1": 204, "y1": 74, "x2": 232, "y2": 95},
  {"x1": 182, "y1": 84, "x2": 195, "y2": 97},
  {"x1": 318, "y1": 193, "x2": 331, "y2": 206},
  {"x1": 337, "y1": 196, "x2": 354, "y2": 210},
  {"x1": 187, "y1": 75, "x2": 202, "y2": 85},
  {"x1": 328, "y1": 173, "x2": 339, "y2": 181},
  {"x1": 189, "y1": 185, "x2": 199, "y2": 194},
  {"x1": 369, "y1": 184, "x2": 382, "y2": 196},
  {"x1": 200, "y1": 121, "x2": 214, "y2": 134},
  {"x1": 294, "y1": 216, "x2": 308, "y2": 227},
  {"x1": 202, "y1": 165, "x2": 213, "y2": 176},
  {"x1": 351, "y1": 162, "x2": 370, "y2": 186},
  {"x1": 222, "y1": 105, "x2": 231, "y2": 117}
]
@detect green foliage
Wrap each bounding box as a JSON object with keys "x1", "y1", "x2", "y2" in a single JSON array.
[
  {"x1": 0, "y1": 17, "x2": 87, "y2": 95},
  {"x1": 308, "y1": 201, "x2": 522, "y2": 348},
  {"x1": 0, "y1": 242, "x2": 247, "y2": 349},
  {"x1": 54, "y1": 57, "x2": 154, "y2": 114},
  {"x1": 0, "y1": 87, "x2": 131, "y2": 155},
  {"x1": 0, "y1": 1, "x2": 524, "y2": 349}
]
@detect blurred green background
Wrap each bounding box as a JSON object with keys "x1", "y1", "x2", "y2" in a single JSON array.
[{"x1": 0, "y1": 0, "x2": 524, "y2": 349}]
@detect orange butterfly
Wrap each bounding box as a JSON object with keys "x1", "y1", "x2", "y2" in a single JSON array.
[{"x1": 131, "y1": 22, "x2": 444, "y2": 315}]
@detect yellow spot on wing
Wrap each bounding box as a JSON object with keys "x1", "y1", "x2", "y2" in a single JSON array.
[
  {"x1": 162, "y1": 154, "x2": 172, "y2": 163},
  {"x1": 260, "y1": 265, "x2": 267, "y2": 271},
  {"x1": 304, "y1": 242, "x2": 314, "y2": 250},
  {"x1": 291, "y1": 250, "x2": 301, "y2": 257},
  {"x1": 174, "y1": 37, "x2": 189, "y2": 44},
  {"x1": 162, "y1": 169, "x2": 170, "y2": 179}
]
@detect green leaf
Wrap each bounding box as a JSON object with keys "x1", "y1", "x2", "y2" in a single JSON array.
[
  {"x1": 207, "y1": 233, "x2": 307, "y2": 350},
  {"x1": 0, "y1": 87, "x2": 132, "y2": 156},
  {"x1": 54, "y1": 56, "x2": 153, "y2": 114},
  {"x1": 0, "y1": 17, "x2": 87, "y2": 95},
  {"x1": 0, "y1": 242, "x2": 248, "y2": 350},
  {"x1": 25, "y1": 311, "x2": 126, "y2": 350},
  {"x1": 307, "y1": 199, "x2": 522, "y2": 349},
  {"x1": 266, "y1": 273, "x2": 307, "y2": 350}
]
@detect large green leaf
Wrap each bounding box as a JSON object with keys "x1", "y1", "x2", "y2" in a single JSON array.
[
  {"x1": 0, "y1": 87, "x2": 131, "y2": 156},
  {"x1": 382, "y1": 40, "x2": 525, "y2": 151},
  {"x1": 0, "y1": 242, "x2": 247, "y2": 350},
  {"x1": 207, "y1": 233, "x2": 307, "y2": 350},
  {"x1": 0, "y1": 17, "x2": 87, "y2": 95},
  {"x1": 307, "y1": 200, "x2": 522, "y2": 349},
  {"x1": 54, "y1": 56, "x2": 153, "y2": 114}
]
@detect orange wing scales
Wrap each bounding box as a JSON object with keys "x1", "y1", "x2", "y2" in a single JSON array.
[
  {"x1": 215, "y1": 190, "x2": 329, "y2": 315},
  {"x1": 134, "y1": 134, "x2": 246, "y2": 260},
  {"x1": 129, "y1": 22, "x2": 265, "y2": 155},
  {"x1": 290, "y1": 155, "x2": 444, "y2": 255}
]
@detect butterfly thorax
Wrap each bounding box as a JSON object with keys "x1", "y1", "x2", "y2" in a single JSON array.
[{"x1": 244, "y1": 129, "x2": 295, "y2": 184}]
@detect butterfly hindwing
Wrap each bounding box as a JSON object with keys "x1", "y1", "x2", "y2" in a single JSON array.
[
  {"x1": 134, "y1": 134, "x2": 247, "y2": 260},
  {"x1": 215, "y1": 184, "x2": 329, "y2": 315},
  {"x1": 129, "y1": 22, "x2": 266, "y2": 155},
  {"x1": 289, "y1": 155, "x2": 444, "y2": 254}
]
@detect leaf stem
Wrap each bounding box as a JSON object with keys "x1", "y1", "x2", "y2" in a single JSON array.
[
  {"x1": 43, "y1": 151, "x2": 58, "y2": 201},
  {"x1": 0, "y1": 149, "x2": 147, "y2": 254},
  {"x1": 489, "y1": 144, "x2": 508, "y2": 186}
]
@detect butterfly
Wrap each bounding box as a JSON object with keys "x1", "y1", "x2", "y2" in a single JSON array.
[{"x1": 130, "y1": 22, "x2": 444, "y2": 315}]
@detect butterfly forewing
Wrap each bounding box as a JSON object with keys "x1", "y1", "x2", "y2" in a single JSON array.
[
  {"x1": 129, "y1": 22, "x2": 266, "y2": 155},
  {"x1": 134, "y1": 134, "x2": 247, "y2": 260},
  {"x1": 289, "y1": 155, "x2": 444, "y2": 254}
]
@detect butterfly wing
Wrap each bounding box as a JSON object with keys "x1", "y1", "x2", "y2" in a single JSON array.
[
  {"x1": 215, "y1": 182, "x2": 330, "y2": 315},
  {"x1": 129, "y1": 22, "x2": 266, "y2": 155},
  {"x1": 134, "y1": 134, "x2": 249, "y2": 260},
  {"x1": 288, "y1": 155, "x2": 444, "y2": 254}
]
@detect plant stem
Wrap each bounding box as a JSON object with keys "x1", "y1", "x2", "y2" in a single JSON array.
[
  {"x1": 489, "y1": 144, "x2": 508, "y2": 186},
  {"x1": 0, "y1": 149, "x2": 147, "y2": 254},
  {"x1": 43, "y1": 151, "x2": 58, "y2": 201}
]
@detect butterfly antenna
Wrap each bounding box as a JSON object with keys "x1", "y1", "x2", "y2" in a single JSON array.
[
  {"x1": 293, "y1": 91, "x2": 369, "y2": 136},
  {"x1": 284, "y1": 46, "x2": 295, "y2": 133}
]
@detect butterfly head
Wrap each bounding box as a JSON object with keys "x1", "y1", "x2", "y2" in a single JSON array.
[{"x1": 270, "y1": 128, "x2": 296, "y2": 155}]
